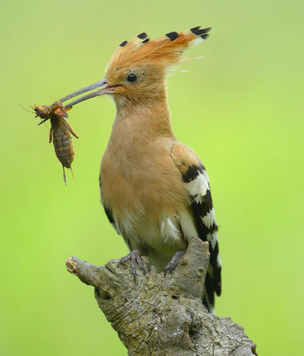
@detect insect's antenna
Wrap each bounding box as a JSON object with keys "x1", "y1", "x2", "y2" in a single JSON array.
[{"x1": 15, "y1": 102, "x2": 34, "y2": 114}]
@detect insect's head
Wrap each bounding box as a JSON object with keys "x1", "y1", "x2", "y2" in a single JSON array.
[{"x1": 33, "y1": 105, "x2": 49, "y2": 119}]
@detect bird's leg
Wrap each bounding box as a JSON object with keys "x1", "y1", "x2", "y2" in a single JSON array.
[
  {"x1": 164, "y1": 250, "x2": 185, "y2": 276},
  {"x1": 119, "y1": 250, "x2": 147, "y2": 281}
]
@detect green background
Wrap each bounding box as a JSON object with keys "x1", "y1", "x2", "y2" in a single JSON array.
[{"x1": 1, "y1": 0, "x2": 303, "y2": 355}]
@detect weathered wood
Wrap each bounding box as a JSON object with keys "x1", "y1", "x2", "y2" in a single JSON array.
[{"x1": 66, "y1": 237, "x2": 257, "y2": 355}]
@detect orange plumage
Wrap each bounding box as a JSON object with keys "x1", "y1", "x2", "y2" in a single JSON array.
[{"x1": 109, "y1": 28, "x2": 210, "y2": 69}]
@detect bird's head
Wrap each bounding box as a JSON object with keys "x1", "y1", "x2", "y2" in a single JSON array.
[{"x1": 61, "y1": 27, "x2": 211, "y2": 110}]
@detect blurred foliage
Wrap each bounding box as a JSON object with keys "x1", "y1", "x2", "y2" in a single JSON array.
[{"x1": 0, "y1": 0, "x2": 303, "y2": 355}]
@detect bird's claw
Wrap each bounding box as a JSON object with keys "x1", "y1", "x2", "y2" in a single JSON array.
[
  {"x1": 164, "y1": 250, "x2": 185, "y2": 276},
  {"x1": 119, "y1": 250, "x2": 147, "y2": 281}
]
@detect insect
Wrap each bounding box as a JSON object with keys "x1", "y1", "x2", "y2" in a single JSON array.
[{"x1": 33, "y1": 100, "x2": 79, "y2": 185}]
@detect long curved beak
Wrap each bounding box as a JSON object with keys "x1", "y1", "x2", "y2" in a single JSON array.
[{"x1": 60, "y1": 78, "x2": 114, "y2": 109}]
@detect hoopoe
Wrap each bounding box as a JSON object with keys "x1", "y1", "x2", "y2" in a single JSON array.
[{"x1": 61, "y1": 26, "x2": 221, "y2": 312}]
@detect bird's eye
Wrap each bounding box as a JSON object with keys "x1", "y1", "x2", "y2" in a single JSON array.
[{"x1": 126, "y1": 73, "x2": 137, "y2": 83}]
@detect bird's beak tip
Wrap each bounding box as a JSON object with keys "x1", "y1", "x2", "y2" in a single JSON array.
[{"x1": 60, "y1": 78, "x2": 110, "y2": 108}]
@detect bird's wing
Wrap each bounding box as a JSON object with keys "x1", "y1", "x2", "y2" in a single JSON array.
[{"x1": 171, "y1": 141, "x2": 221, "y2": 312}]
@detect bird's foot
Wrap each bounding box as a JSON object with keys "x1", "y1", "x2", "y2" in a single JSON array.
[
  {"x1": 164, "y1": 250, "x2": 185, "y2": 276},
  {"x1": 119, "y1": 250, "x2": 147, "y2": 281}
]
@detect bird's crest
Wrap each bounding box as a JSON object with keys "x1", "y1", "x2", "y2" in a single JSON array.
[{"x1": 109, "y1": 26, "x2": 211, "y2": 70}]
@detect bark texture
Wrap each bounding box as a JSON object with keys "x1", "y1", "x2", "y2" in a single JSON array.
[{"x1": 66, "y1": 237, "x2": 257, "y2": 355}]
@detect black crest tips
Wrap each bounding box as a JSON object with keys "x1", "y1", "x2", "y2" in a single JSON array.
[
  {"x1": 191, "y1": 27, "x2": 212, "y2": 36},
  {"x1": 137, "y1": 32, "x2": 148, "y2": 39},
  {"x1": 142, "y1": 38, "x2": 150, "y2": 43},
  {"x1": 190, "y1": 26, "x2": 201, "y2": 31},
  {"x1": 165, "y1": 32, "x2": 179, "y2": 41},
  {"x1": 119, "y1": 40, "x2": 128, "y2": 47}
]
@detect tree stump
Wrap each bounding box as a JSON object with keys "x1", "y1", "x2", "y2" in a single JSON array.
[{"x1": 66, "y1": 237, "x2": 257, "y2": 355}]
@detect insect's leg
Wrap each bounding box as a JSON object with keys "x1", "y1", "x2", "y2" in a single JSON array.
[
  {"x1": 66, "y1": 120, "x2": 79, "y2": 139},
  {"x1": 49, "y1": 127, "x2": 53, "y2": 143}
]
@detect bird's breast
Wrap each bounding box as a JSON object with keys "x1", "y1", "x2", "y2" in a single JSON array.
[{"x1": 100, "y1": 135, "x2": 190, "y2": 268}]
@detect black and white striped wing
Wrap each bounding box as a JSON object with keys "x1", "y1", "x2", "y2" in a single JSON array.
[
  {"x1": 184, "y1": 164, "x2": 221, "y2": 308},
  {"x1": 172, "y1": 142, "x2": 222, "y2": 312}
]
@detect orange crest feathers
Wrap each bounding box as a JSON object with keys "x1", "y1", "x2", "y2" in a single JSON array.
[{"x1": 109, "y1": 26, "x2": 211, "y2": 70}]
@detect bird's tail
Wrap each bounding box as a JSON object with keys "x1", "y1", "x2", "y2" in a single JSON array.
[{"x1": 203, "y1": 230, "x2": 222, "y2": 313}]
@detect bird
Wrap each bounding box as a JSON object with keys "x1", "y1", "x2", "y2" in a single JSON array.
[{"x1": 61, "y1": 26, "x2": 221, "y2": 312}]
